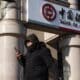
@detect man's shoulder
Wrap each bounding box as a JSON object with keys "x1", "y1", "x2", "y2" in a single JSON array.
[
  {"x1": 40, "y1": 45, "x2": 50, "y2": 55},
  {"x1": 34, "y1": 42, "x2": 51, "y2": 55},
  {"x1": 39, "y1": 42, "x2": 49, "y2": 50}
]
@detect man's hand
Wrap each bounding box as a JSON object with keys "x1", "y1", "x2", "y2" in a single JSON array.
[
  {"x1": 15, "y1": 47, "x2": 22, "y2": 60},
  {"x1": 15, "y1": 47, "x2": 25, "y2": 66}
]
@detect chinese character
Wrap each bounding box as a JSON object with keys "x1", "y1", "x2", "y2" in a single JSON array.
[
  {"x1": 75, "y1": 13, "x2": 80, "y2": 22},
  {"x1": 67, "y1": 10, "x2": 74, "y2": 20},
  {"x1": 59, "y1": 8, "x2": 65, "y2": 19}
]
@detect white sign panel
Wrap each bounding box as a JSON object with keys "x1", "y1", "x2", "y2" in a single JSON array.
[{"x1": 26, "y1": 0, "x2": 80, "y2": 33}]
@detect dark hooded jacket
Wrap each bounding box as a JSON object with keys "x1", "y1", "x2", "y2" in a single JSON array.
[{"x1": 19, "y1": 34, "x2": 53, "y2": 80}]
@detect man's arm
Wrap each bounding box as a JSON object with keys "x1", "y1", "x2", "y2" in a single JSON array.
[
  {"x1": 40, "y1": 48, "x2": 53, "y2": 68},
  {"x1": 40, "y1": 48, "x2": 58, "y2": 80},
  {"x1": 17, "y1": 54, "x2": 25, "y2": 67},
  {"x1": 15, "y1": 48, "x2": 25, "y2": 67}
]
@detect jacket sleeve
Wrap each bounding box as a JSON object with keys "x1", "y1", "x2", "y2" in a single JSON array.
[
  {"x1": 18, "y1": 54, "x2": 25, "y2": 67},
  {"x1": 40, "y1": 48, "x2": 54, "y2": 68}
]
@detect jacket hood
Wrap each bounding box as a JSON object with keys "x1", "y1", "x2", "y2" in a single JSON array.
[
  {"x1": 25, "y1": 34, "x2": 39, "y2": 45},
  {"x1": 39, "y1": 42, "x2": 46, "y2": 48},
  {"x1": 25, "y1": 34, "x2": 40, "y2": 52}
]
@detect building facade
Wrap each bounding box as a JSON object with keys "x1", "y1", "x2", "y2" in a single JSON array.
[{"x1": 0, "y1": 0, "x2": 80, "y2": 80}]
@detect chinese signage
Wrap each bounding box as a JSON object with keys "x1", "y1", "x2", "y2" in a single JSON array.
[
  {"x1": 42, "y1": 3, "x2": 56, "y2": 21},
  {"x1": 26, "y1": 0, "x2": 80, "y2": 33}
]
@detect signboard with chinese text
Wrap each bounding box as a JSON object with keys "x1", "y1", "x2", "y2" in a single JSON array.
[{"x1": 26, "y1": 0, "x2": 80, "y2": 33}]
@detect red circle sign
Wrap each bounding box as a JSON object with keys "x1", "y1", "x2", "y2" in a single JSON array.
[{"x1": 42, "y1": 4, "x2": 56, "y2": 21}]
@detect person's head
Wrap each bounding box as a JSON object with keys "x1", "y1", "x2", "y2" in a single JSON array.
[{"x1": 25, "y1": 34, "x2": 39, "y2": 51}]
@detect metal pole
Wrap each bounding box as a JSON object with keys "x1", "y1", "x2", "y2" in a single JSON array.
[{"x1": 0, "y1": 0, "x2": 25, "y2": 80}]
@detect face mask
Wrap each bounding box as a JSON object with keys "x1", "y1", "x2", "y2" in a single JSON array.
[
  {"x1": 26, "y1": 41, "x2": 35, "y2": 52},
  {"x1": 27, "y1": 41, "x2": 33, "y2": 47}
]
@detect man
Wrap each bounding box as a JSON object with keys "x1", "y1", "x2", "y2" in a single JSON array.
[{"x1": 16, "y1": 34, "x2": 55, "y2": 80}]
